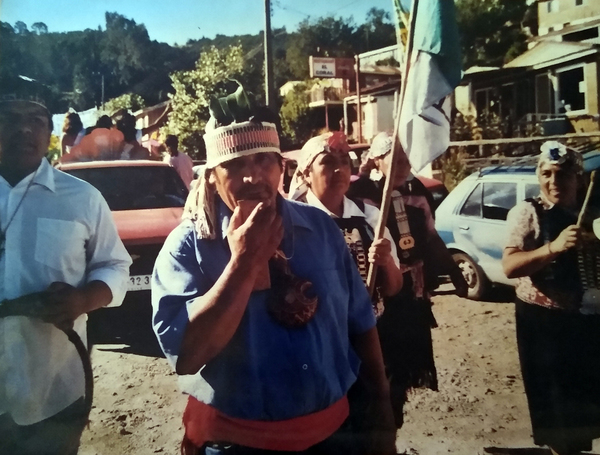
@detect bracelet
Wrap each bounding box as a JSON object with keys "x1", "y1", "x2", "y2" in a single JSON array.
[{"x1": 547, "y1": 242, "x2": 554, "y2": 255}]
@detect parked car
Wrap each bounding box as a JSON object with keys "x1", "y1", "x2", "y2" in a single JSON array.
[
  {"x1": 435, "y1": 151, "x2": 600, "y2": 300},
  {"x1": 56, "y1": 160, "x2": 188, "y2": 313}
]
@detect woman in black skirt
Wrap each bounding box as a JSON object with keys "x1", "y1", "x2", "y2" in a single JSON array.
[
  {"x1": 347, "y1": 131, "x2": 468, "y2": 428},
  {"x1": 503, "y1": 141, "x2": 600, "y2": 455}
]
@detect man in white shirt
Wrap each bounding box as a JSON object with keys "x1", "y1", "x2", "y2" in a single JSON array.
[
  {"x1": 163, "y1": 134, "x2": 194, "y2": 189},
  {"x1": 0, "y1": 75, "x2": 132, "y2": 454}
]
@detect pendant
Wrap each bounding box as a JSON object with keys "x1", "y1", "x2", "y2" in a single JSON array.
[
  {"x1": 266, "y1": 254, "x2": 318, "y2": 328},
  {"x1": 399, "y1": 235, "x2": 415, "y2": 250}
]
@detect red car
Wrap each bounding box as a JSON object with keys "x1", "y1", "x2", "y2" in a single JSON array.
[{"x1": 56, "y1": 160, "x2": 188, "y2": 347}]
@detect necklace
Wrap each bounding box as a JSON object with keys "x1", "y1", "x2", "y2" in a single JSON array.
[{"x1": 0, "y1": 167, "x2": 39, "y2": 256}]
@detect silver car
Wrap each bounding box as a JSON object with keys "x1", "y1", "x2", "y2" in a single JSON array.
[{"x1": 435, "y1": 151, "x2": 600, "y2": 300}]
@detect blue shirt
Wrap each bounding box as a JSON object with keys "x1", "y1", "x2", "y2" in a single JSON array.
[{"x1": 151, "y1": 197, "x2": 376, "y2": 420}]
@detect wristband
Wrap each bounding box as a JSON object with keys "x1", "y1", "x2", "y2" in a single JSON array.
[{"x1": 547, "y1": 242, "x2": 554, "y2": 255}]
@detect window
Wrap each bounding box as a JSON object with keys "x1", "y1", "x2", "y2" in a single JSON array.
[
  {"x1": 482, "y1": 183, "x2": 517, "y2": 221},
  {"x1": 563, "y1": 27, "x2": 599, "y2": 42},
  {"x1": 525, "y1": 183, "x2": 540, "y2": 200},
  {"x1": 66, "y1": 166, "x2": 189, "y2": 211},
  {"x1": 576, "y1": 0, "x2": 584, "y2": 6},
  {"x1": 460, "y1": 184, "x2": 482, "y2": 217},
  {"x1": 547, "y1": 0, "x2": 558, "y2": 12},
  {"x1": 557, "y1": 66, "x2": 586, "y2": 113},
  {"x1": 536, "y1": 73, "x2": 555, "y2": 114},
  {"x1": 475, "y1": 88, "x2": 499, "y2": 119}
]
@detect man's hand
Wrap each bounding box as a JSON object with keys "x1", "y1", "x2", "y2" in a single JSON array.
[
  {"x1": 227, "y1": 202, "x2": 283, "y2": 268},
  {"x1": 39, "y1": 282, "x2": 88, "y2": 331},
  {"x1": 0, "y1": 281, "x2": 112, "y2": 331},
  {"x1": 368, "y1": 238, "x2": 393, "y2": 267},
  {"x1": 549, "y1": 224, "x2": 580, "y2": 254}
]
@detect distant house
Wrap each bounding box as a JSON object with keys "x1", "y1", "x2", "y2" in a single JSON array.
[
  {"x1": 457, "y1": 0, "x2": 600, "y2": 135},
  {"x1": 342, "y1": 46, "x2": 402, "y2": 143}
]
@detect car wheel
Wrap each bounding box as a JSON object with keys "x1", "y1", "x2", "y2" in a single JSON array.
[{"x1": 452, "y1": 252, "x2": 488, "y2": 300}]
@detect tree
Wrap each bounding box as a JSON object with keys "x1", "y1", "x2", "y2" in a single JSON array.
[
  {"x1": 456, "y1": 0, "x2": 529, "y2": 67},
  {"x1": 357, "y1": 8, "x2": 396, "y2": 54},
  {"x1": 31, "y1": 22, "x2": 48, "y2": 35},
  {"x1": 286, "y1": 16, "x2": 357, "y2": 79},
  {"x1": 102, "y1": 93, "x2": 146, "y2": 115},
  {"x1": 165, "y1": 45, "x2": 246, "y2": 159},
  {"x1": 14, "y1": 21, "x2": 28, "y2": 35},
  {"x1": 280, "y1": 82, "x2": 322, "y2": 148},
  {"x1": 100, "y1": 12, "x2": 151, "y2": 86}
]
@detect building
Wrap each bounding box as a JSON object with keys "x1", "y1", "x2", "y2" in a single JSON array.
[
  {"x1": 457, "y1": 1, "x2": 600, "y2": 135},
  {"x1": 537, "y1": 0, "x2": 600, "y2": 41}
]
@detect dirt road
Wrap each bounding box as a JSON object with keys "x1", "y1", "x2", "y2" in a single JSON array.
[{"x1": 78, "y1": 287, "x2": 600, "y2": 455}]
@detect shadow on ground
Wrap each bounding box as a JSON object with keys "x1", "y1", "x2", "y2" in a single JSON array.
[
  {"x1": 484, "y1": 448, "x2": 551, "y2": 455},
  {"x1": 484, "y1": 447, "x2": 598, "y2": 455},
  {"x1": 87, "y1": 292, "x2": 164, "y2": 358}
]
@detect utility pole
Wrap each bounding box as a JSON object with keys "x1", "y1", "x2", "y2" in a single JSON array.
[
  {"x1": 355, "y1": 55, "x2": 362, "y2": 143},
  {"x1": 101, "y1": 74, "x2": 105, "y2": 111},
  {"x1": 264, "y1": 0, "x2": 275, "y2": 110}
]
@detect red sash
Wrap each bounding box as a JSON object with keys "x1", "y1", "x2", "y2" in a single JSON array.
[{"x1": 182, "y1": 395, "x2": 349, "y2": 451}]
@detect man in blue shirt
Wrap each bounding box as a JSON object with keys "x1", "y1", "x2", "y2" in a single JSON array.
[{"x1": 152, "y1": 95, "x2": 395, "y2": 455}]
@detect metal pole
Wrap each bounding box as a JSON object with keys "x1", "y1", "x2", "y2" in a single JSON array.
[
  {"x1": 355, "y1": 55, "x2": 362, "y2": 143},
  {"x1": 101, "y1": 74, "x2": 105, "y2": 111},
  {"x1": 264, "y1": 0, "x2": 275, "y2": 110}
]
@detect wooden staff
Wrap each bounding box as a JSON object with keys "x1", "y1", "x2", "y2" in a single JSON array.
[
  {"x1": 366, "y1": 0, "x2": 419, "y2": 296},
  {"x1": 577, "y1": 170, "x2": 596, "y2": 228}
]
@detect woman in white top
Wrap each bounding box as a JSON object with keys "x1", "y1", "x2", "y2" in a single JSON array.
[{"x1": 289, "y1": 131, "x2": 403, "y2": 315}]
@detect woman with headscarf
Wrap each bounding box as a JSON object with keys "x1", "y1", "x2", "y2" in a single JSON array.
[
  {"x1": 502, "y1": 141, "x2": 600, "y2": 455},
  {"x1": 289, "y1": 131, "x2": 403, "y2": 312},
  {"x1": 288, "y1": 131, "x2": 402, "y2": 448},
  {"x1": 347, "y1": 131, "x2": 468, "y2": 428}
]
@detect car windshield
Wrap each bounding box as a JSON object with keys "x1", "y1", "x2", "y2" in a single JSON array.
[{"x1": 65, "y1": 166, "x2": 189, "y2": 211}]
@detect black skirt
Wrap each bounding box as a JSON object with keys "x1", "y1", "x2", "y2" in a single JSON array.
[
  {"x1": 376, "y1": 285, "x2": 438, "y2": 428},
  {"x1": 515, "y1": 298, "x2": 600, "y2": 452}
]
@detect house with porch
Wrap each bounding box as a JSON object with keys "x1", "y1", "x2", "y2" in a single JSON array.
[{"x1": 457, "y1": 0, "x2": 600, "y2": 135}]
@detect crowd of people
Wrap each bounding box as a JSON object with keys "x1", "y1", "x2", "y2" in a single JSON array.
[
  {"x1": 58, "y1": 107, "x2": 195, "y2": 189},
  {"x1": 2, "y1": 74, "x2": 600, "y2": 455}
]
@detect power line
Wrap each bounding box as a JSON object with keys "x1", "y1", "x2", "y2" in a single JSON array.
[
  {"x1": 329, "y1": 0, "x2": 368, "y2": 15},
  {"x1": 272, "y1": 0, "x2": 311, "y2": 18}
]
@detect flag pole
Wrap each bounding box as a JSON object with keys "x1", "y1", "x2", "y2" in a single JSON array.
[{"x1": 366, "y1": 0, "x2": 419, "y2": 296}]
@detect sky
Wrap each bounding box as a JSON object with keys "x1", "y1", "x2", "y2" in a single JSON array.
[{"x1": 0, "y1": 0, "x2": 394, "y2": 45}]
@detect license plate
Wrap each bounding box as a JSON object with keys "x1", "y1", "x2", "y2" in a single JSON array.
[{"x1": 128, "y1": 275, "x2": 151, "y2": 291}]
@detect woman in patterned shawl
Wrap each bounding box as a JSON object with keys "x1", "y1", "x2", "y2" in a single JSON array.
[{"x1": 503, "y1": 141, "x2": 600, "y2": 455}]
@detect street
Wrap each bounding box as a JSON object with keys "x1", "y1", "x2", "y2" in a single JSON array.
[{"x1": 79, "y1": 287, "x2": 600, "y2": 455}]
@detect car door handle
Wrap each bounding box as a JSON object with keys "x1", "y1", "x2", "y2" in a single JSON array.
[{"x1": 459, "y1": 225, "x2": 470, "y2": 231}]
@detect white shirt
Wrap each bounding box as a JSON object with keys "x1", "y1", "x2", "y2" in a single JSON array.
[
  {"x1": 0, "y1": 159, "x2": 132, "y2": 425},
  {"x1": 164, "y1": 151, "x2": 194, "y2": 190},
  {"x1": 305, "y1": 191, "x2": 400, "y2": 268}
]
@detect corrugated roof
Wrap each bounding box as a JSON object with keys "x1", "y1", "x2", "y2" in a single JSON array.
[{"x1": 504, "y1": 40, "x2": 599, "y2": 69}]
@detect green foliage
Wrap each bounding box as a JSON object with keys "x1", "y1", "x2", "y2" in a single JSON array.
[
  {"x1": 165, "y1": 45, "x2": 246, "y2": 160},
  {"x1": 46, "y1": 134, "x2": 61, "y2": 164},
  {"x1": 439, "y1": 148, "x2": 470, "y2": 191},
  {"x1": 280, "y1": 82, "x2": 322, "y2": 149},
  {"x1": 102, "y1": 93, "x2": 146, "y2": 115},
  {"x1": 286, "y1": 16, "x2": 358, "y2": 79},
  {"x1": 100, "y1": 13, "x2": 150, "y2": 86},
  {"x1": 285, "y1": 9, "x2": 396, "y2": 80},
  {"x1": 456, "y1": 0, "x2": 530, "y2": 67}
]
